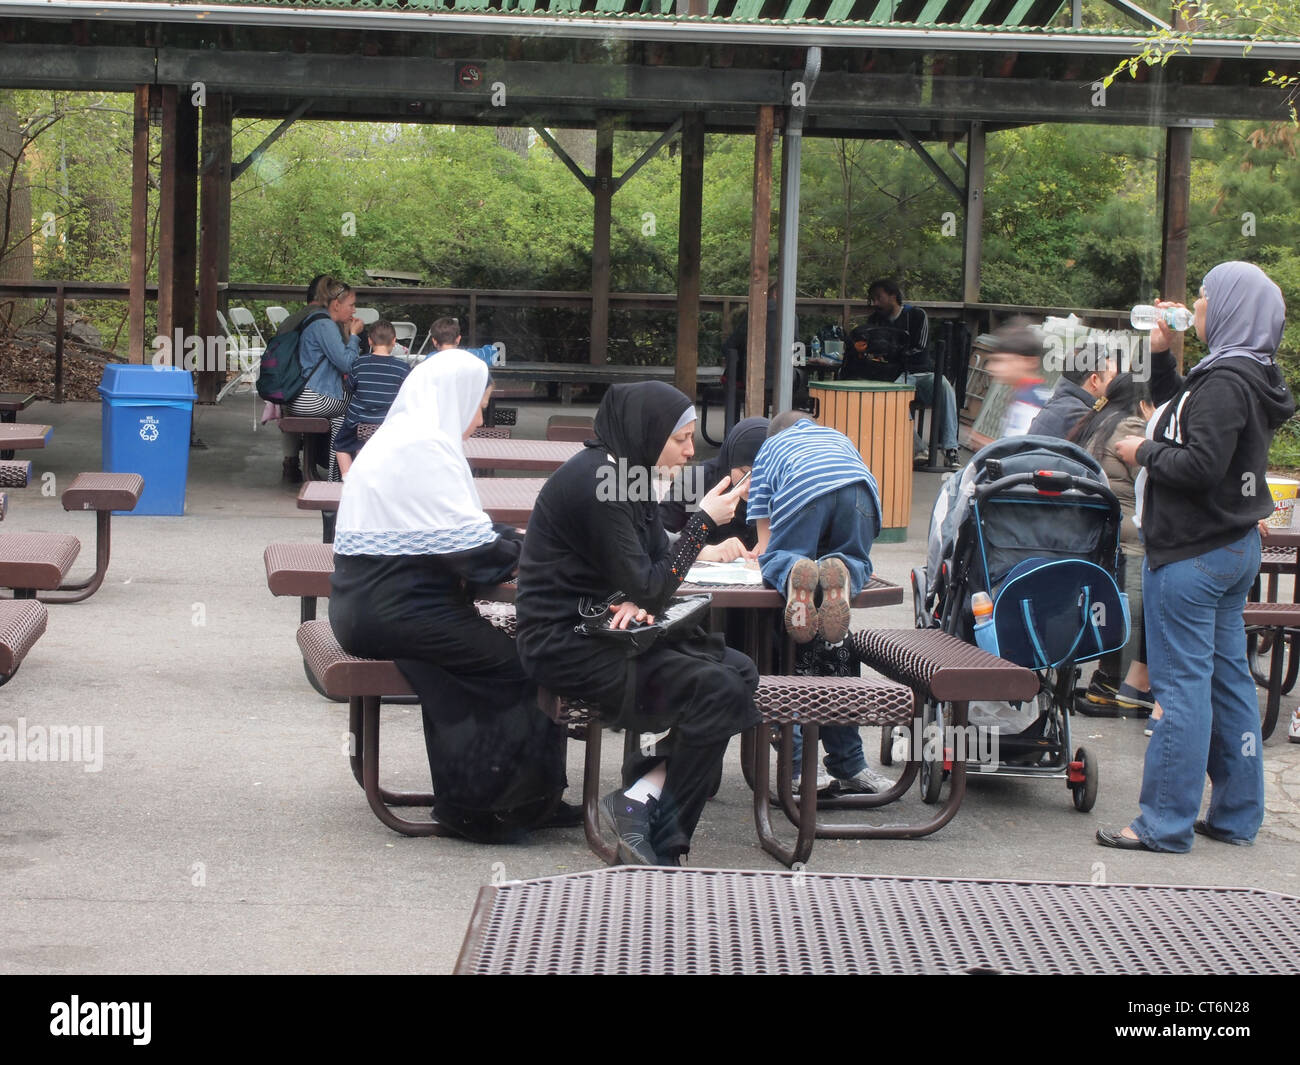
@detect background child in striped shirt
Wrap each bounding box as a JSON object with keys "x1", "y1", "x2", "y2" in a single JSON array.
[
  {"x1": 747, "y1": 410, "x2": 892, "y2": 795},
  {"x1": 334, "y1": 319, "x2": 411, "y2": 478}
]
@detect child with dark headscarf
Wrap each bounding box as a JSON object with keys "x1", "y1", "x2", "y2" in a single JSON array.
[
  {"x1": 661, "y1": 415, "x2": 768, "y2": 560},
  {"x1": 516, "y1": 382, "x2": 759, "y2": 866}
]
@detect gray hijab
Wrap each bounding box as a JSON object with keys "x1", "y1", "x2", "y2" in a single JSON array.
[{"x1": 1191, "y1": 260, "x2": 1286, "y2": 376}]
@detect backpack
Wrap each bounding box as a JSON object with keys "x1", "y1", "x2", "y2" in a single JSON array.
[{"x1": 256, "y1": 309, "x2": 331, "y2": 404}]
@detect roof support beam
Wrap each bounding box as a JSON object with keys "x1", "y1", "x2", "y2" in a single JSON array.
[
  {"x1": 231, "y1": 99, "x2": 313, "y2": 181},
  {"x1": 892, "y1": 119, "x2": 964, "y2": 204},
  {"x1": 532, "y1": 126, "x2": 594, "y2": 193}
]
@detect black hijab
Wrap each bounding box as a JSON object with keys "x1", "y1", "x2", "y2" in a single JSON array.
[
  {"x1": 713, "y1": 416, "x2": 768, "y2": 477},
  {"x1": 592, "y1": 382, "x2": 695, "y2": 471}
]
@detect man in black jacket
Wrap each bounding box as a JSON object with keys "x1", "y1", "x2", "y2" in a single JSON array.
[
  {"x1": 1028, "y1": 338, "x2": 1115, "y2": 439},
  {"x1": 841, "y1": 279, "x2": 961, "y2": 467}
]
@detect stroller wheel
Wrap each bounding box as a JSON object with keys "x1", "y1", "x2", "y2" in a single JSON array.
[
  {"x1": 1070, "y1": 745, "x2": 1099, "y2": 812},
  {"x1": 919, "y1": 701, "x2": 945, "y2": 805}
]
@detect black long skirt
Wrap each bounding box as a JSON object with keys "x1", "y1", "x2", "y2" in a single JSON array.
[{"x1": 329, "y1": 553, "x2": 567, "y2": 843}]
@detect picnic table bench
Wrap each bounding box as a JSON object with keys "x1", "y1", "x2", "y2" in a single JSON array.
[
  {"x1": 1245, "y1": 529, "x2": 1300, "y2": 739},
  {"x1": 454, "y1": 866, "x2": 1300, "y2": 975},
  {"x1": 278, "y1": 416, "x2": 332, "y2": 483},
  {"x1": 296, "y1": 615, "x2": 914, "y2": 867},
  {"x1": 0, "y1": 392, "x2": 36, "y2": 460},
  {"x1": 0, "y1": 472, "x2": 144, "y2": 603},
  {"x1": 0, "y1": 599, "x2": 48, "y2": 686}
]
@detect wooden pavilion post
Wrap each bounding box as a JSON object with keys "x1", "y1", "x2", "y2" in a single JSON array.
[
  {"x1": 173, "y1": 94, "x2": 200, "y2": 367},
  {"x1": 198, "y1": 93, "x2": 232, "y2": 403},
  {"x1": 156, "y1": 85, "x2": 178, "y2": 364},
  {"x1": 590, "y1": 117, "x2": 614, "y2": 365},
  {"x1": 961, "y1": 121, "x2": 986, "y2": 307},
  {"x1": 1159, "y1": 128, "x2": 1192, "y2": 374},
  {"x1": 1159, "y1": 2, "x2": 1197, "y2": 374},
  {"x1": 674, "y1": 111, "x2": 704, "y2": 401},
  {"x1": 128, "y1": 85, "x2": 151, "y2": 364},
  {"x1": 745, "y1": 105, "x2": 774, "y2": 419}
]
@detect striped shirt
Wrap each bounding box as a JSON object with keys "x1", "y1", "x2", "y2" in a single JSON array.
[
  {"x1": 747, "y1": 420, "x2": 881, "y2": 531},
  {"x1": 343, "y1": 354, "x2": 411, "y2": 424}
]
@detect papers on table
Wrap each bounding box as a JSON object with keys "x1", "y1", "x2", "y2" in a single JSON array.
[{"x1": 685, "y1": 560, "x2": 764, "y2": 586}]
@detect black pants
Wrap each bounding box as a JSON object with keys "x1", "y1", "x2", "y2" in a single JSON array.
[{"x1": 619, "y1": 640, "x2": 759, "y2": 859}]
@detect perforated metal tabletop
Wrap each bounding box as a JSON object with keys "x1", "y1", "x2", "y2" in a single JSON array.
[{"x1": 455, "y1": 867, "x2": 1300, "y2": 975}]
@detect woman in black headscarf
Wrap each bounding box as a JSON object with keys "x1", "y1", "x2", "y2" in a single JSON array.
[
  {"x1": 516, "y1": 382, "x2": 760, "y2": 866},
  {"x1": 661, "y1": 415, "x2": 767, "y2": 559}
]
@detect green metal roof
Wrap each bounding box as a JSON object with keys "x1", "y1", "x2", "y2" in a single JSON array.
[
  {"x1": 108, "y1": 0, "x2": 1075, "y2": 30},
  {"x1": 75, "y1": 0, "x2": 1300, "y2": 41}
]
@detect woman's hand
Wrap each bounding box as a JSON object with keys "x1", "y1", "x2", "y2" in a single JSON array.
[
  {"x1": 1259, "y1": 518, "x2": 1272, "y2": 540},
  {"x1": 349, "y1": 316, "x2": 365, "y2": 336},
  {"x1": 609, "y1": 601, "x2": 655, "y2": 629},
  {"x1": 1114, "y1": 436, "x2": 1145, "y2": 467},
  {"x1": 698, "y1": 474, "x2": 745, "y2": 526},
  {"x1": 1149, "y1": 300, "x2": 1186, "y2": 353},
  {"x1": 698, "y1": 537, "x2": 755, "y2": 563}
]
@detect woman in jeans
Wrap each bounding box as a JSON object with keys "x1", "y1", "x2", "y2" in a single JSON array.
[{"x1": 1099, "y1": 261, "x2": 1293, "y2": 851}]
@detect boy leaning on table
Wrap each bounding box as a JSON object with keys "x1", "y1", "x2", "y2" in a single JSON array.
[{"x1": 746, "y1": 410, "x2": 893, "y2": 796}]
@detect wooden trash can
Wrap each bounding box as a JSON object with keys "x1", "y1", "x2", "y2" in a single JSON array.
[{"x1": 809, "y1": 381, "x2": 914, "y2": 543}]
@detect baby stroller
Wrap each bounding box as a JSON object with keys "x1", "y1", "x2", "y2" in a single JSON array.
[{"x1": 884, "y1": 435, "x2": 1128, "y2": 811}]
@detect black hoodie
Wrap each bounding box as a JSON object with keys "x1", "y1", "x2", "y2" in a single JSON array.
[{"x1": 1137, "y1": 357, "x2": 1294, "y2": 569}]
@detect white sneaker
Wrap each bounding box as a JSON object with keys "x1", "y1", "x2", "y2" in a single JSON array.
[
  {"x1": 1288, "y1": 708, "x2": 1300, "y2": 744},
  {"x1": 791, "y1": 769, "x2": 835, "y2": 796},
  {"x1": 833, "y1": 766, "x2": 895, "y2": 795}
]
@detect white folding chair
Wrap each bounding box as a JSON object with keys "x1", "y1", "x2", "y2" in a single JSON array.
[
  {"x1": 391, "y1": 321, "x2": 418, "y2": 346},
  {"x1": 215, "y1": 310, "x2": 263, "y2": 430},
  {"x1": 228, "y1": 306, "x2": 266, "y2": 347},
  {"x1": 354, "y1": 307, "x2": 380, "y2": 326},
  {"x1": 266, "y1": 305, "x2": 289, "y2": 333}
]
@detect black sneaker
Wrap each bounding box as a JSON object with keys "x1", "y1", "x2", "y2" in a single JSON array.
[
  {"x1": 1077, "y1": 673, "x2": 1122, "y2": 717},
  {"x1": 599, "y1": 791, "x2": 659, "y2": 865},
  {"x1": 944, "y1": 449, "x2": 961, "y2": 469}
]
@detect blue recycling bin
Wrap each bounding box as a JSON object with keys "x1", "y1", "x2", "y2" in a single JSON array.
[{"x1": 98, "y1": 365, "x2": 197, "y2": 515}]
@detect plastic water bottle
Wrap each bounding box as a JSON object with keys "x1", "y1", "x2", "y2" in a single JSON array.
[
  {"x1": 972, "y1": 591, "x2": 997, "y2": 655},
  {"x1": 1130, "y1": 304, "x2": 1194, "y2": 331},
  {"x1": 811, "y1": 335, "x2": 822, "y2": 361}
]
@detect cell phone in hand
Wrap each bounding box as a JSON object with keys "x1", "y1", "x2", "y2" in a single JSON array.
[{"x1": 731, "y1": 469, "x2": 752, "y2": 492}]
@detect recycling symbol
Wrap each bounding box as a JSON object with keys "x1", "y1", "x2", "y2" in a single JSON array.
[{"x1": 139, "y1": 421, "x2": 159, "y2": 442}]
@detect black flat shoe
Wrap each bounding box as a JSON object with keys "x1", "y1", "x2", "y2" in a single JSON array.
[
  {"x1": 1194, "y1": 820, "x2": 1252, "y2": 846},
  {"x1": 1096, "y1": 827, "x2": 1158, "y2": 851},
  {"x1": 539, "y1": 801, "x2": 584, "y2": 829}
]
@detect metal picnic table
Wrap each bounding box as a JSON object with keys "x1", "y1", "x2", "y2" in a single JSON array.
[
  {"x1": 463, "y1": 437, "x2": 583, "y2": 474},
  {"x1": 298, "y1": 477, "x2": 548, "y2": 541},
  {"x1": 455, "y1": 866, "x2": 1300, "y2": 975}
]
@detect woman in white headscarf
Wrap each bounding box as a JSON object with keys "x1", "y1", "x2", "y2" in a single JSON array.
[
  {"x1": 328, "y1": 351, "x2": 569, "y2": 842},
  {"x1": 1097, "y1": 261, "x2": 1294, "y2": 852}
]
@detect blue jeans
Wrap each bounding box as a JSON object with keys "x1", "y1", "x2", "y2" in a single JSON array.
[
  {"x1": 1132, "y1": 528, "x2": 1263, "y2": 851},
  {"x1": 791, "y1": 723, "x2": 867, "y2": 779},
  {"x1": 761, "y1": 483, "x2": 877, "y2": 780},
  {"x1": 759, "y1": 482, "x2": 876, "y2": 601},
  {"x1": 898, "y1": 372, "x2": 958, "y2": 451}
]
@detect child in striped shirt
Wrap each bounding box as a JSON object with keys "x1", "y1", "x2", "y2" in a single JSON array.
[
  {"x1": 747, "y1": 410, "x2": 891, "y2": 795},
  {"x1": 334, "y1": 320, "x2": 411, "y2": 478}
]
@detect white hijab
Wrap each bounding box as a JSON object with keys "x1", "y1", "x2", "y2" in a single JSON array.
[{"x1": 333, "y1": 350, "x2": 495, "y2": 556}]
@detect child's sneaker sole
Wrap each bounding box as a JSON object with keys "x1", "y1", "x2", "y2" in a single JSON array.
[
  {"x1": 817, "y1": 557, "x2": 852, "y2": 645},
  {"x1": 784, "y1": 558, "x2": 820, "y2": 644}
]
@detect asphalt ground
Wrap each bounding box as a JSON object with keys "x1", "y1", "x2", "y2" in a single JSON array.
[{"x1": 0, "y1": 393, "x2": 1295, "y2": 975}]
